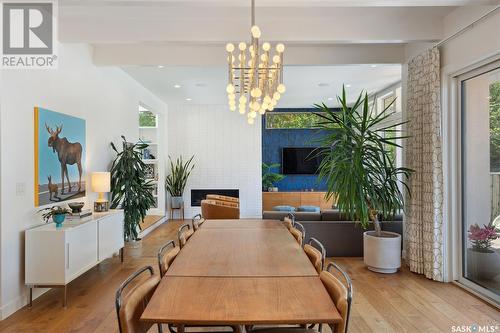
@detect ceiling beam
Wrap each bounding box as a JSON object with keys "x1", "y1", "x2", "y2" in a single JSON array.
[
  {"x1": 92, "y1": 43, "x2": 405, "y2": 66},
  {"x1": 60, "y1": 5, "x2": 448, "y2": 44}
]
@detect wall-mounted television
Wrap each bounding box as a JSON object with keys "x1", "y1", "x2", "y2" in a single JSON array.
[{"x1": 282, "y1": 147, "x2": 323, "y2": 175}]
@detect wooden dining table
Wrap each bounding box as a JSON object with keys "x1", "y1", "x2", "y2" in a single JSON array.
[{"x1": 141, "y1": 219, "x2": 341, "y2": 326}]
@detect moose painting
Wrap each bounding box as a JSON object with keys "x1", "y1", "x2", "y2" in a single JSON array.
[{"x1": 35, "y1": 107, "x2": 86, "y2": 206}]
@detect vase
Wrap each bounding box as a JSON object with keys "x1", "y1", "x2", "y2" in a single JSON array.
[
  {"x1": 466, "y1": 248, "x2": 500, "y2": 281},
  {"x1": 171, "y1": 196, "x2": 183, "y2": 209},
  {"x1": 53, "y1": 213, "x2": 66, "y2": 227}
]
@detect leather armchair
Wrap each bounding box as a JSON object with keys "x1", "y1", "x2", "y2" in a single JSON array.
[
  {"x1": 201, "y1": 199, "x2": 240, "y2": 219},
  {"x1": 205, "y1": 194, "x2": 239, "y2": 206}
]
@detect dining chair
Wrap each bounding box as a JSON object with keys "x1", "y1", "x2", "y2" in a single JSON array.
[
  {"x1": 247, "y1": 262, "x2": 353, "y2": 333},
  {"x1": 304, "y1": 237, "x2": 326, "y2": 274},
  {"x1": 320, "y1": 262, "x2": 353, "y2": 333},
  {"x1": 178, "y1": 223, "x2": 194, "y2": 248},
  {"x1": 290, "y1": 221, "x2": 305, "y2": 247},
  {"x1": 115, "y1": 266, "x2": 162, "y2": 333},
  {"x1": 283, "y1": 212, "x2": 295, "y2": 230},
  {"x1": 157, "y1": 240, "x2": 180, "y2": 276},
  {"x1": 192, "y1": 213, "x2": 205, "y2": 231}
]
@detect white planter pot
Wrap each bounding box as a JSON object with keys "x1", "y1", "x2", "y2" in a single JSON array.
[
  {"x1": 363, "y1": 231, "x2": 401, "y2": 274},
  {"x1": 171, "y1": 196, "x2": 183, "y2": 209},
  {"x1": 466, "y1": 249, "x2": 500, "y2": 281}
]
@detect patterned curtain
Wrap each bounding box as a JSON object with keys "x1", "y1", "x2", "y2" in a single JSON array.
[{"x1": 404, "y1": 47, "x2": 444, "y2": 281}]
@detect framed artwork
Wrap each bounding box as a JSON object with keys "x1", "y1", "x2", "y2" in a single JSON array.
[{"x1": 34, "y1": 107, "x2": 86, "y2": 206}]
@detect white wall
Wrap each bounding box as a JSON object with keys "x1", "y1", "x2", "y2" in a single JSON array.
[
  {"x1": 0, "y1": 43, "x2": 167, "y2": 319},
  {"x1": 167, "y1": 105, "x2": 262, "y2": 218}
]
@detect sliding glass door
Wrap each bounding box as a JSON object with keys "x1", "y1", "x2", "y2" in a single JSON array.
[{"x1": 460, "y1": 62, "x2": 500, "y2": 304}]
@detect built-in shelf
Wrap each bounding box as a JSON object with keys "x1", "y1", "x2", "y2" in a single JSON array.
[{"x1": 139, "y1": 106, "x2": 163, "y2": 218}]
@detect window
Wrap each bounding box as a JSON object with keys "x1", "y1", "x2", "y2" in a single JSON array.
[
  {"x1": 265, "y1": 112, "x2": 321, "y2": 129},
  {"x1": 460, "y1": 63, "x2": 500, "y2": 304},
  {"x1": 139, "y1": 104, "x2": 157, "y2": 127}
]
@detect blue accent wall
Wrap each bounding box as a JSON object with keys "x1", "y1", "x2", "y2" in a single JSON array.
[{"x1": 262, "y1": 108, "x2": 327, "y2": 192}]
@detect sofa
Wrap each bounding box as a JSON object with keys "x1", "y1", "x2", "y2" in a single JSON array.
[{"x1": 262, "y1": 209, "x2": 403, "y2": 257}]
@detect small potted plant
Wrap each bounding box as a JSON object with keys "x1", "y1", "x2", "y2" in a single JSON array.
[
  {"x1": 39, "y1": 206, "x2": 72, "y2": 227},
  {"x1": 262, "y1": 163, "x2": 285, "y2": 192},
  {"x1": 166, "y1": 155, "x2": 195, "y2": 209},
  {"x1": 467, "y1": 223, "x2": 500, "y2": 280}
]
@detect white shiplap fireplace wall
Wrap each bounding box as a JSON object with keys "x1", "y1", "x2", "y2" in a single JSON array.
[{"x1": 167, "y1": 104, "x2": 262, "y2": 218}]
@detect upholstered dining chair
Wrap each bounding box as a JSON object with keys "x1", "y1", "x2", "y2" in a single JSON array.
[
  {"x1": 304, "y1": 238, "x2": 326, "y2": 274},
  {"x1": 283, "y1": 212, "x2": 295, "y2": 230},
  {"x1": 290, "y1": 221, "x2": 305, "y2": 247},
  {"x1": 115, "y1": 266, "x2": 162, "y2": 333},
  {"x1": 192, "y1": 213, "x2": 205, "y2": 231},
  {"x1": 178, "y1": 223, "x2": 194, "y2": 248},
  {"x1": 247, "y1": 262, "x2": 353, "y2": 333},
  {"x1": 157, "y1": 240, "x2": 180, "y2": 276}
]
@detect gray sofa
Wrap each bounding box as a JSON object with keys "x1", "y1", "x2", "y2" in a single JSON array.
[{"x1": 262, "y1": 209, "x2": 403, "y2": 257}]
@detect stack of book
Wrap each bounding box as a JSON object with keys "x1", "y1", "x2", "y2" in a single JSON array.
[{"x1": 66, "y1": 209, "x2": 92, "y2": 220}]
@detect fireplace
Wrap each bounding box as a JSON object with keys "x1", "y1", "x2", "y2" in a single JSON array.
[{"x1": 191, "y1": 189, "x2": 239, "y2": 207}]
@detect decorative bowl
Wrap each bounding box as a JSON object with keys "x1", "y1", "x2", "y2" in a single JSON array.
[{"x1": 68, "y1": 202, "x2": 85, "y2": 213}]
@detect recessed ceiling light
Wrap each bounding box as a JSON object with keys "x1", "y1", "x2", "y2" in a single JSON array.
[
  {"x1": 345, "y1": 84, "x2": 352, "y2": 88},
  {"x1": 158, "y1": 65, "x2": 164, "y2": 69},
  {"x1": 318, "y1": 83, "x2": 330, "y2": 87},
  {"x1": 327, "y1": 97, "x2": 334, "y2": 101},
  {"x1": 370, "y1": 64, "x2": 377, "y2": 68},
  {"x1": 174, "y1": 84, "x2": 181, "y2": 88},
  {"x1": 186, "y1": 98, "x2": 192, "y2": 101}
]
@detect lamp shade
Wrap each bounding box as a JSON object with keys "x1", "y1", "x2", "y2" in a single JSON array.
[{"x1": 91, "y1": 172, "x2": 110, "y2": 193}]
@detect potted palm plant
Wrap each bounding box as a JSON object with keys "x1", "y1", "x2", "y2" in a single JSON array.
[
  {"x1": 314, "y1": 86, "x2": 413, "y2": 273},
  {"x1": 110, "y1": 136, "x2": 156, "y2": 242},
  {"x1": 262, "y1": 163, "x2": 286, "y2": 192},
  {"x1": 165, "y1": 155, "x2": 195, "y2": 209}
]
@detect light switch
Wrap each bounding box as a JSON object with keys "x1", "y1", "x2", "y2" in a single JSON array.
[{"x1": 16, "y1": 182, "x2": 26, "y2": 196}]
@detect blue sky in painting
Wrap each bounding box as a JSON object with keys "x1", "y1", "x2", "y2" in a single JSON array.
[{"x1": 38, "y1": 108, "x2": 86, "y2": 184}]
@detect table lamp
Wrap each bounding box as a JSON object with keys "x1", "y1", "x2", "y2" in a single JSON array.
[{"x1": 91, "y1": 172, "x2": 110, "y2": 212}]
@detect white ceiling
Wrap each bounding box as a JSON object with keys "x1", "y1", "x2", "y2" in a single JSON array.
[{"x1": 122, "y1": 64, "x2": 401, "y2": 107}]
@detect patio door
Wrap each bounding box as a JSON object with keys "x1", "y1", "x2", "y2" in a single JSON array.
[{"x1": 459, "y1": 60, "x2": 500, "y2": 305}]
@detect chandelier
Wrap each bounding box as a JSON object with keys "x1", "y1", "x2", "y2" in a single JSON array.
[{"x1": 225, "y1": 0, "x2": 286, "y2": 125}]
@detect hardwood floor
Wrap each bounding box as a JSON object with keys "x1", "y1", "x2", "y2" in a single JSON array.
[{"x1": 0, "y1": 219, "x2": 498, "y2": 333}]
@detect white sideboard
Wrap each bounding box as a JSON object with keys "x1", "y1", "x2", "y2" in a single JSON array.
[{"x1": 25, "y1": 210, "x2": 124, "y2": 307}]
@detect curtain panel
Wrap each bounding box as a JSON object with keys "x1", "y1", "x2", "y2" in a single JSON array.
[{"x1": 404, "y1": 47, "x2": 444, "y2": 281}]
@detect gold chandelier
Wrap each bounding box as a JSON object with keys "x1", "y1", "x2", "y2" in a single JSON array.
[{"x1": 225, "y1": 0, "x2": 286, "y2": 125}]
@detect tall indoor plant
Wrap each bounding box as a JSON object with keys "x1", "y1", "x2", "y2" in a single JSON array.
[
  {"x1": 110, "y1": 136, "x2": 155, "y2": 241},
  {"x1": 314, "y1": 86, "x2": 413, "y2": 273},
  {"x1": 165, "y1": 155, "x2": 195, "y2": 209}
]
